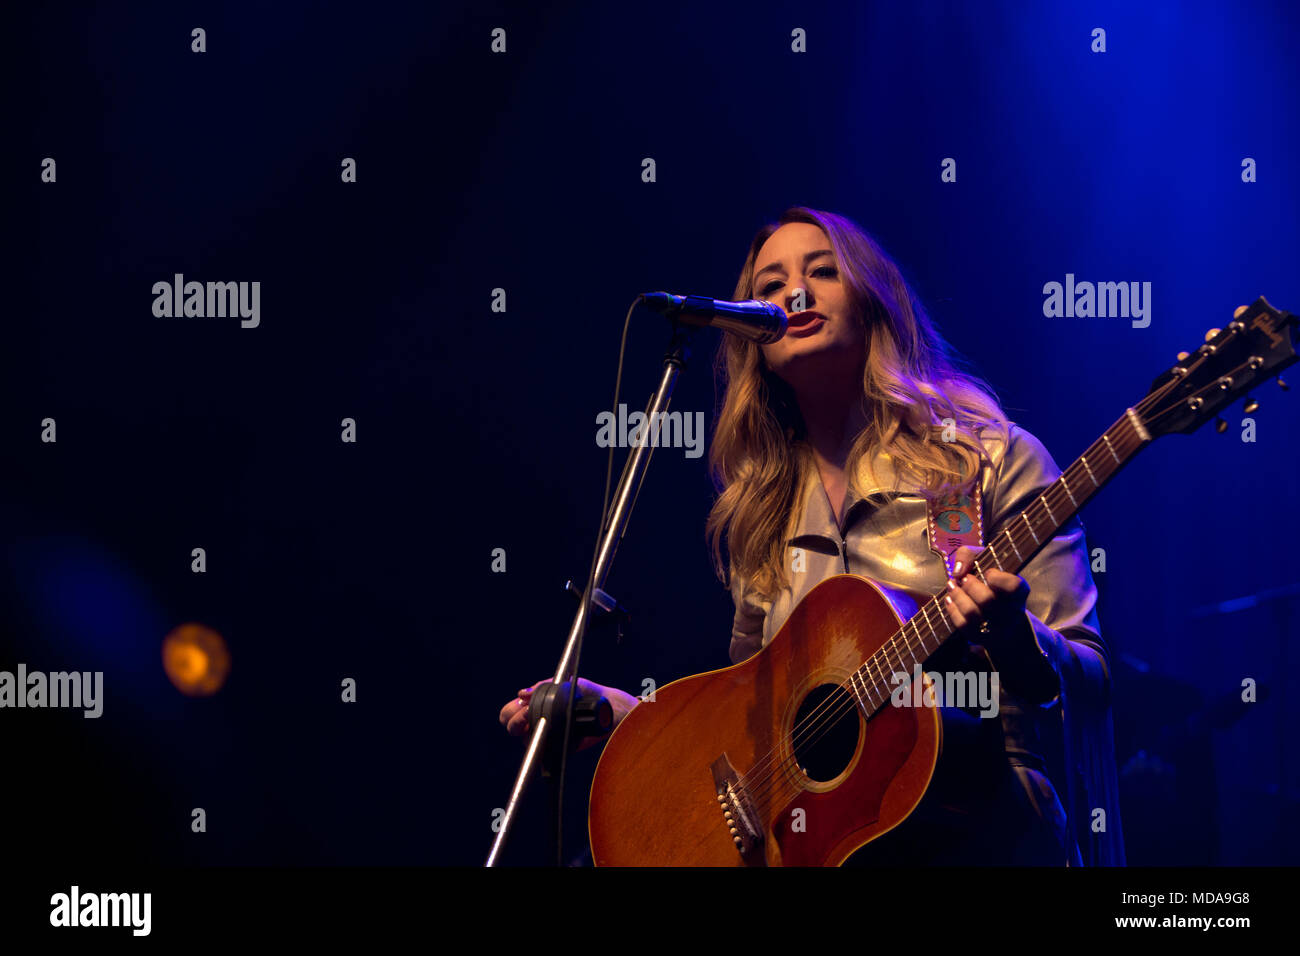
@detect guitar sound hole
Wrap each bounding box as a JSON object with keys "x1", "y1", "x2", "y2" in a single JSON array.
[{"x1": 790, "y1": 683, "x2": 862, "y2": 783}]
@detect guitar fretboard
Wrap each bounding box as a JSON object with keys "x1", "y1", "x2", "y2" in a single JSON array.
[{"x1": 844, "y1": 410, "x2": 1151, "y2": 715}]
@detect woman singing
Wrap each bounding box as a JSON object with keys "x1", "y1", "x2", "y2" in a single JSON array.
[{"x1": 500, "y1": 206, "x2": 1124, "y2": 866}]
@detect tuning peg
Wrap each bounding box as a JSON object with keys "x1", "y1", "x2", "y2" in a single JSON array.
[
  {"x1": 1205, "y1": 328, "x2": 1221, "y2": 342},
  {"x1": 1280, "y1": 378, "x2": 1290, "y2": 392},
  {"x1": 1243, "y1": 397, "x2": 1259, "y2": 414},
  {"x1": 1215, "y1": 418, "x2": 1228, "y2": 433},
  {"x1": 1176, "y1": 351, "x2": 1190, "y2": 361}
]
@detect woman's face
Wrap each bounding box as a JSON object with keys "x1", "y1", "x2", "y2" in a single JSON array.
[{"x1": 753, "y1": 222, "x2": 865, "y2": 389}]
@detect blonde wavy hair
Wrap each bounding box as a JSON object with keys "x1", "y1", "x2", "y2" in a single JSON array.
[{"x1": 706, "y1": 206, "x2": 1011, "y2": 601}]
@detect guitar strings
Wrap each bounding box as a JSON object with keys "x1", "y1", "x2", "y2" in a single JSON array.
[
  {"x1": 729, "y1": 422, "x2": 1143, "y2": 825},
  {"x1": 730, "y1": 368, "x2": 1234, "y2": 830},
  {"x1": 741, "y1": 360, "x2": 1221, "y2": 806},
  {"x1": 735, "y1": 412, "x2": 1172, "y2": 820},
  {"x1": 732, "y1": 415, "x2": 1147, "y2": 810},
  {"x1": 718, "y1": 372, "x2": 1200, "y2": 834}
]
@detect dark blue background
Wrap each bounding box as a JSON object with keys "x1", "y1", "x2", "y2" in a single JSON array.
[{"x1": 5, "y1": 0, "x2": 1297, "y2": 865}]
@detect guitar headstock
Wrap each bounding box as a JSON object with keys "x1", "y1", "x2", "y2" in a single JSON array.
[{"x1": 1139, "y1": 296, "x2": 1297, "y2": 437}]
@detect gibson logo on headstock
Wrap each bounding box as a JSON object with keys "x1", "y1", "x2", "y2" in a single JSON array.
[{"x1": 1250, "y1": 311, "x2": 1285, "y2": 347}]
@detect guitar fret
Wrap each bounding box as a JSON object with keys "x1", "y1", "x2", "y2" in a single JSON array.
[
  {"x1": 1004, "y1": 530, "x2": 1023, "y2": 563},
  {"x1": 883, "y1": 639, "x2": 904, "y2": 691},
  {"x1": 1003, "y1": 530, "x2": 1024, "y2": 561},
  {"x1": 1061, "y1": 474, "x2": 1079, "y2": 510},
  {"x1": 935, "y1": 599, "x2": 952, "y2": 635},
  {"x1": 863, "y1": 655, "x2": 881, "y2": 706},
  {"x1": 862, "y1": 669, "x2": 880, "y2": 711},
  {"x1": 848, "y1": 671, "x2": 868, "y2": 714},
  {"x1": 930, "y1": 606, "x2": 951, "y2": 650},
  {"x1": 1042, "y1": 497, "x2": 1057, "y2": 526},
  {"x1": 863, "y1": 668, "x2": 882, "y2": 711},
  {"x1": 1102, "y1": 433, "x2": 1121, "y2": 464},
  {"x1": 1021, "y1": 512, "x2": 1040, "y2": 545},
  {"x1": 1080, "y1": 455, "x2": 1098, "y2": 489},
  {"x1": 850, "y1": 667, "x2": 866, "y2": 709},
  {"x1": 1126, "y1": 407, "x2": 1152, "y2": 442},
  {"x1": 937, "y1": 601, "x2": 952, "y2": 639},
  {"x1": 866, "y1": 662, "x2": 882, "y2": 710},
  {"x1": 877, "y1": 646, "x2": 893, "y2": 701}
]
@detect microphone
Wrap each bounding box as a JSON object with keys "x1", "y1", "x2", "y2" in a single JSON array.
[{"x1": 639, "y1": 292, "x2": 787, "y2": 343}]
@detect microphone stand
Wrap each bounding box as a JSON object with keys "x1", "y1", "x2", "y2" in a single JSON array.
[{"x1": 485, "y1": 317, "x2": 701, "y2": 866}]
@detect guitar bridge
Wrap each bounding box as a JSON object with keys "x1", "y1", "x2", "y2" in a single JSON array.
[{"x1": 711, "y1": 755, "x2": 764, "y2": 863}]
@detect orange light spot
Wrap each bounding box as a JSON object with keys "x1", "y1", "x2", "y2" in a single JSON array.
[{"x1": 162, "y1": 623, "x2": 230, "y2": 696}]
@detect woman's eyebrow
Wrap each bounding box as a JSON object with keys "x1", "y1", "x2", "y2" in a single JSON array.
[{"x1": 753, "y1": 249, "x2": 835, "y2": 282}]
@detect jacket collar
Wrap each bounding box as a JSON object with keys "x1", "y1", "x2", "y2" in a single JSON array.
[{"x1": 792, "y1": 448, "x2": 913, "y2": 541}]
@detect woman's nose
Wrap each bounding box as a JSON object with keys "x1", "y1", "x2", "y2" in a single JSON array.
[{"x1": 785, "y1": 285, "x2": 810, "y2": 311}]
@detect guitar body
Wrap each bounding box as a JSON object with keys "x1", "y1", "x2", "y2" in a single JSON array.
[{"x1": 588, "y1": 574, "x2": 941, "y2": 866}]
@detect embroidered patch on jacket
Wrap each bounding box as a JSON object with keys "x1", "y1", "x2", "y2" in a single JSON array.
[{"x1": 926, "y1": 485, "x2": 984, "y2": 576}]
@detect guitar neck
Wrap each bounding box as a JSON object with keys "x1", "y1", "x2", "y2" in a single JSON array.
[{"x1": 863, "y1": 410, "x2": 1152, "y2": 690}]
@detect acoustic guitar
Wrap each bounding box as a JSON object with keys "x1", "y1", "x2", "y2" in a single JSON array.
[{"x1": 588, "y1": 297, "x2": 1296, "y2": 866}]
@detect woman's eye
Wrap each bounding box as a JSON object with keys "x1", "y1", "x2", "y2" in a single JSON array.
[{"x1": 758, "y1": 265, "x2": 836, "y2": 297}]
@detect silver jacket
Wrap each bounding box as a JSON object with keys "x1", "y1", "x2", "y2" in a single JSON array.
[{"x1": 727, "y1": 424, "x2": 1119, "y2": 864}]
